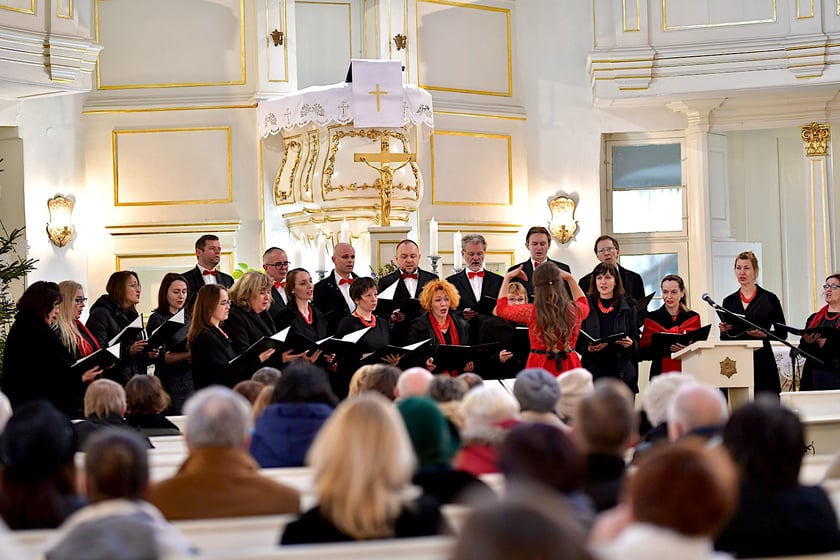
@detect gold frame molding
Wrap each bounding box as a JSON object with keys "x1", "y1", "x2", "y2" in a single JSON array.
[
  {"x1": 273, "y1": 135, "x2": 302, "y2": 205},
  {"x1": 662, "y1": 0, "x2": 776, "y2": 30},
  {"x1": 0, "y1": 0, "x2": 35, "y2": 14},
  {"x1": 623, "y1": 0, "x2": 640, "y2": 31},
  {"x1": 111, "y1": 126, "x2": 233, "y2": 207},
  {"x1": 57, "y1": 0, "x2": 73, "y2": 19},
  {"x1": 266, "y1": 0, "x2": 289, "y2": 83},
  {"x1": 430, "y1": 130, "x2": 513, "y2": 206}
]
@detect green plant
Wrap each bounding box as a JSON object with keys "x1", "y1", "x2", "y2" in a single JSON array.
[
  {"x1": 374, "y1": 260, "x2": 398, "y2": 279},
  {"x1": 232, "y1": 261, "x2": 261, "y2": 280},
  {"x1": 0, "y1": 223, "x2": 38, "y2": 377}
]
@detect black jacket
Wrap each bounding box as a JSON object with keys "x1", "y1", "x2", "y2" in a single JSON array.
[
  {"x1": 508, "y1": 258, "x2": 571, "y2": 297},
  {"x1": 576, "y1": 295, "x2": 639, "y2": 393},
  {"x1": 377, "y1": 268, "x2": 437, "y2": 345},
  {"x1": 85, "y1": 295, "x2": 144, "y2": 385},
  {"x1": 446, "y1": 268, "x2": 503, "y2": 342},
  {"x1": 312, "y1": 271, "x2": 359, "y2": 336},
  {"x1": 190, "y1": 326, "x2": 261, "y2": 390}
]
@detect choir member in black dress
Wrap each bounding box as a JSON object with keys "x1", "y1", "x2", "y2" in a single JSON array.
[
  {"x1": 55, "y1": 280, "x2": 100, "y2": 362},
  {"x1": 188, "y1": 284, "x2": 275, "y2": 390},
  {"x1": 145, "y1": 273, "x2": 193, "y2": 413},
  {"x1": 86, "y1": 270, "x2": 152, "y2": 384},
  {"x1": 639, "y1": 274, "x2": 701, "y2": 379},
  {"x1": 408, "y1": 279, "x2": 473, "y2": 374},
  {"x1": 798, "y1": 273, "x2": 840, "y2": 390},
  {"x1": 719, "y1": 251, "x2": 786, "y2": 396},
  {"x1": 576, "y1": 263, "x2": 639, "y2": 393},
  {"x1": 1, "y1": 281, "x2": 100, "y2": 417}
]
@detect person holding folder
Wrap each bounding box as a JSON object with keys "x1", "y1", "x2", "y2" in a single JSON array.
[
  {"x1": 408, "y1": 279, "x2": 472, "y2": 374},
  {"x1": 446, "y1": 234, "x2": 503, "y2": 343},
  {"x1": 576, "y1": 263, "x2": 639, "y2": 392},
  {"x1": 377, "y1": 239, "x2": 437, "y2": 345},
  {"x1": 145, "y1": 273, "x2": 193, "y2": 413},
  {"x1": 639, "y1": 274, "x2": 701, "y2": 379},
  {"x1": 275, "y1": 268, "x2": 327, "y2": 364},
  {"x1": 798, "y1": 273, "x2": 840, "y2": 390},
  {"x1": 495, "y1": 261, "x2": 588, "y2": 376},
  {"x1": 188, "y1": 284, "x2": 275, "y2": 390},
  {"x1": 718, "y1": 251, "x2": 786, "y2": 395}
]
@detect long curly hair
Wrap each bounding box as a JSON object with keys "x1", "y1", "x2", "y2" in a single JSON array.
[{"x1": 532, "y1": 262, "x2": 576, "y2": 352}]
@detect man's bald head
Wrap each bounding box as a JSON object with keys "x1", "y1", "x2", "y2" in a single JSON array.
[
  {"x1": 395, "y1": 368, "x2": 433, "y2": 398},
  {"x1": 332, "y1": 242, "x2": 355, "y2": 276},
  {"x1": 667, "y1": 382, "x2": 729, "y2": 441}
]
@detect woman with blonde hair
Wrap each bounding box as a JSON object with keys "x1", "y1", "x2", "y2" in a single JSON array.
[
  {"x1": 408, "y1": 279, "x2": 473, "y2": 373},
  {"x1": 280, "y1": 392, "x2": 445, "y2": 543},
  {"x1": 495, "y1": 261, "x2": 588, "y2": 376},
  {"x1": 55, "y1": 280, "x2": 100, "y2": 361}
]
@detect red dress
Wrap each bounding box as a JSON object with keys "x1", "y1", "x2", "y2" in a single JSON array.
[{"x1": 494, "y1": 296, "x2": 589, "y2": 376}]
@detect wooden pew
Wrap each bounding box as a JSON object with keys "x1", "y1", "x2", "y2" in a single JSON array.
[{"x1": 780, "y1": 391, "x2": 840, "y2": 455}]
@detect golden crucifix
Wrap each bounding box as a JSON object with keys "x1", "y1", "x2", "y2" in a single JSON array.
[
  {"x1": 368, "y1": 84, "x2": 388, "y2": 112},
  {"x1": 354, "y1": 135, "x2": 416, "y2": 227}
]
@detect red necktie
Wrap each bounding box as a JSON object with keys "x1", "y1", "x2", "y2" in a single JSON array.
[
  {"x1": 402, "y1": 273, "x2": 418, "y2": 280},
  {"x1": 203, "y1": 269, "x2": 218, "y2": 276},
  {"x1": 468, "y1": 270, "x2": 485, "y2": 279},
  {"x1": 339, "y1": 278, "x2": 353, "y2": 286},
  {"x1": 274, "y1": 281, "x2": 285, "y2": 290},
  {"x1": 533, "y1": 261, "x2": 540, "y2": 268}
]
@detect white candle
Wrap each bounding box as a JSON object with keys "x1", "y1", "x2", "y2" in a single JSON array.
[
  {"x1": 316, "y1": 234, "x2": 326, "y2": 270},
  {"x1": 292, "y1": 245, "x2": 303, "y2": 269},
  {"x1": 429, "y1": 218, "x2": 438, "y2": 256},
  {"x1": 453, "y1": 231, "x2": 462, "y2": 270},
  {"x1": 340, "y1": 220, "x2": 350, "y2": 244}
]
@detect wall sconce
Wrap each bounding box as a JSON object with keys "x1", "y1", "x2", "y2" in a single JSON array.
[
  {"x1": 393, "y1": 34, "x2": 407, "y2": 51},
  {"x1": 548, "y1": 194, "x2": 578, "y2": 244},
  {"x1": 270, "y1": 29, "x2": 284, "y2": 47},
  {"x1": 46, "y1": 194, "x2": 74, "y2": 247}
]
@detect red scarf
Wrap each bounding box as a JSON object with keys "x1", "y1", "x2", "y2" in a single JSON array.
[
  {"x1": 429, "y1": 313, "x2": 460, "y2": 346},
  {"x1": 299, "y1": 303, "x2": 314, "y2": 325},
  {"x1": 76, "y1": 320, "x2": 100, "y2": 357},
  {"x1": 808, "y1": 305, "x2": 840, "y2": 328}
]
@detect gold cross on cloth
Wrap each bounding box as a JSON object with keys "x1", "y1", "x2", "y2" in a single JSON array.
[{"x1": 368, "y1": 84, "x2": 389, "y2": 112}]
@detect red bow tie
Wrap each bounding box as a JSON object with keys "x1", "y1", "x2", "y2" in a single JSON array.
[
  {"x1": 468, "y1": 270, "x2": 485, "y2": 279},
  {"x1": 339, "y1": 278, "x2": 353, "y2": 286},
  {"x1": 533, "y1": 261, "x2": 540, "y2": 268},
  {"x1": 274, "y1": 281, "x2": 285, "y2": 290},
  {"x1": 203, "y1": 269, "x2": 218, "y2": 276},
  {"x1": 402, "y1": 273, "x2": 418, "y2": 280}
]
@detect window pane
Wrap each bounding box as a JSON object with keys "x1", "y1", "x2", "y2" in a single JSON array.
[
  {"x1": 613, "y1": 144, "x2": 681, "y2": 188},
  {"x1": 620, "y1": 253, "x2": 679, "y2": 312},
  {"x1": 612, "y1": 188, "x2": 683, "y2": 233}
]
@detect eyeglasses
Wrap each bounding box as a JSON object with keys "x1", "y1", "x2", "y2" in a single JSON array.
[
  {"x1": 596, "y1": 247, "x2": 617, "y2": 254},
  {"x1": 74, "y1": 297, "x2": 88, "y2": 304},
  {"x1": 265, "y1": 261, "x2": 291, "y2": 268},
  {"x1": 219, "y1": 300, "x2": 231, "y2": 307},
  {"x1": 824, "y1": 284, "x2": 840, "y2": 291}
]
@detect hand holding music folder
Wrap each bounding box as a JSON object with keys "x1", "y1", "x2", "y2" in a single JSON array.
[
  {"x1": 145, "y1": 309, "x2": 186, "y2": 349},
  {"x1": 777, "y1": 323, "x2": 840, "y2": 339},
  {"x1": 360, "y1": 339, "x2": 432, "y2": 366},
  {"x1": 107, "y1": 315, "x2": 144, "y2": 347},
  {"x1": 71, "y1": 343, "x2": 120, "y2": 375},
  {"x1": 228, "y1": 327, "x2": 319, "y2": 366},
  {"x1": 650, "y1": 324, "x2": 712, "y2": 354},
  {"x1": 314, "y1": 327, "x2": 372, "y2": 361},
  {"x1": 580, "y1": 330, "x2": 627, "y2": 346},
  {"x1": 433, "y1": 342, "x2": 501, "y2": 371}
]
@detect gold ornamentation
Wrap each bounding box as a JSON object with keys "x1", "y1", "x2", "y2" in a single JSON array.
[
  {"x1": 719, "y1": 357, "x2": 737, "y2": 379},
  {"x1": 270, "y1": 29, "x2": 284, "y2": 46},
  {"x1": 301, "y1": 130, "x2": 319, "y2": 203},
  {"x1": 548, "y1": 195, "x2": 578, "y2": 244},
  {"x1": 802, "y1": 122, "x2": 830, "y2": 156},
  {"x1": 368, "y1": 84, "x2": 389, "y2": 112},
  {"x1": 272, "y1": 139, "x2": 301, "y2": 205},
  {"x1": 393, "y1": 34, "x2": 407, "y2": 50},
  {"x1": 46, "y1": 195, "x2": 75, "y2": 248},
  {"x1": 354, "y1": 136, "x2": 417, "y2": 227}
]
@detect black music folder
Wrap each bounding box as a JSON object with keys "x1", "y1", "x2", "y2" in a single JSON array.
[
  {"x1": 360, "y1": 339, "x2": 432, "y2": 366},
  {"x1": 107, "y1": 315, "x2": 144, "y2": 347},
  {"x1": 650, "y1": 324, "x2": 712, "y2": 354},
  {"x1": 434, "y1": 342, "x2": 501, "y2": 371},
  {"x1": 580, "y1": 330, "x2": 626, "y2": 345},
  {"x1": 145, "y1": 309, "x2": 186, "y2": 349},
  {"x1": 71, "y1": 344, "x2": 120, "y2": 374}
]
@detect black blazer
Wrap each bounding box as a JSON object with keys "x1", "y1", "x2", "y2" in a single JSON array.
[
  {"x1": 312, "y1": 271, "x2": 359, "y2": 336},
  {"x1": 579, "y1": 264, "x2": 645, "y2": 301},
  {"x1": 190, "y1": 326, "x2": 261, "y2": 390},
  {"x1": 275, "y1": 304, "x2": 329, "y2": 343},
  {"x1": 377, "y1": 268, "x2": 438, "y2": 345},
  {"x1": 408, "y1": 312, "x2": 472, "y2": 370},
  {"x1": 508, "y1": 258, "x2": 571, "y2": 297},
  {"x1": 223, "y1": 304, "x2": 275, "y2": 355},
  {"x1": 267, "y1": 286, "x2": 288, "y2": 326},
  {"x1": 576, "y1": 295, "x2": 639, "y2": 393},
  {"x1": 446, "y1": 268, "x2": 503, "y2": 342},
  {"x1": 182, "y1": 265, "x2": 234, "y2": 300}
]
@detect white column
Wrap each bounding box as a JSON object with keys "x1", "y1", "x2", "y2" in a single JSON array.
[{"x1": 800, "y1": 123, "x2": 834, "y2": 310}]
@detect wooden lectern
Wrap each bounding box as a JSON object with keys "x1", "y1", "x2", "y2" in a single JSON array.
[{"x1": 673, "y1": 340, "x2": 763, "y2": 410}]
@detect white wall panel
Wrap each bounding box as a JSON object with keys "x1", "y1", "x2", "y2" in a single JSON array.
[
  {"x1": 662, "y1": 0, "x2": 776, "y2": 30},
  {"x1": 295, "y1": 0, "x2": 360, "y2": 89},
  {"x1": 430, "y1": 131, "x2": 511, "y2": 206}
]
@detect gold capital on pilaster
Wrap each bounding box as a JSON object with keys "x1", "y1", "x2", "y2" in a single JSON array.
[{"x1": 801, "y1": 122, "x2": 830, "y2": 157}]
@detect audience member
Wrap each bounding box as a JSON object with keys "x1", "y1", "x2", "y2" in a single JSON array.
[
  {"x1": 251, "y1": 384, "x2": 274, "y2": 421},
  {"x1": 44, "y1": 430, "x2": 193, "y2": 560},
  {"x1": 397, "y1": 397, "x2": 493, "y2": 505},
  {"x1": 575, "y1": 379, "x2": 635, "y2": 512},
  {"x1": 454, "y1": 385, "x2": 519, "y2": 476},
  {"x1": 124, "y1": 374, "x2": 181, "y2": 437},
  {"x1": 252, "y1": 366, "x2": 282, "y2": 386},
  {"x1": 667, "y1": 381, "x2": 729, "y2": 442},
  {"x1": 513, "y1": 368, "x2": 566, "y2": 429},
  {"x1": 451, "y1": 503, "x2": 594, "y2": 560},
  {"x1": 280, "y1": 392, "x2": 446, "y2": 544},
  {"x1": 395, "y1": 367, "x2": 434, "y2": 399},
  {"x1": 0, "y1": 400, "x2": 82, "y2": 529},
  {"x1": 428, "y1": 374, "x2": 469, "y2": 430},
  {"x1": 556, "y1": 368, "x2": 594, "y2": 426},
  {"x1": 232, "y1": 379, "x2": 265, "y2": 405},
  {"x1": 715, "y1": 398, "x2": 840, "y2": 557},
  {"x1": 0, "y1": 391, "x2": 11, "y2": 433},
  {"x1": 74, "y1": 379, "x2": 152, "y2": 449},
  {"x1": 457, "y1": 372, "x2": 484, "y2": 390},
  {"x1": 356, "y1": 364, "x2": 401, "y2": 400},
  {"x1": 593, "y1": 442, "x2": 737, "y2": 560},
  {"x1": 147, "y1": 387, "x2": 300, "y2": 520},
  {"x1": 638, "y1": 372, "x2": 691, "y2": 445},
  {"x1": 250, "y1": 362, "x2": 337, "y2": 468},
  {"x1": 498, "y1": 423, "x2": 594, "y2": 534}
]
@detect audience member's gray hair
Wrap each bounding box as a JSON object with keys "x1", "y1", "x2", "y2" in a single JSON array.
[
  {"x1": 666, "y1": 382, "x2": 729, "y2": 440},
  {"x1": 555, "y1": 368, "x2": 594, "y2": 423},
  {"x1": 0, "y1": 391, "x2": 12, "y2": 433},
  {"x1": 514, "y1": 368, "x2": 560, "y2": 413},
  {"x1": 643, "y1": 373, "x2": 692, "y2": 426},
  {"x1": 252, "y1": 367, "x2": 281, "y2": 386},
  {"x1": 428, "y1": 375, "x2": 468, "y2": 403},
  {"x1": 184, "y1": 386, "x2": 253, "y2": 448}
]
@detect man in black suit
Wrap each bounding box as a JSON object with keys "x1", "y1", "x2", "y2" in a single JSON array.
[
  {"x1": 508, "y1": 226, "x2": 571, "y2": 297},
  {"x1": 377, "y1": 239, "x2": 437, "y2": 345},
  {"x1": 262, "y1": 246, "x2": 290, "y2": 325},
  {"x1": 577, "y1": 235, "x2": 645, "y2": 301},
  {"x1": 446, "y1": 233, "x2": 503, "y2": 342},
  {"x1": 183, "y1": 235, "x2": 234, "y2": 304},
  {"x1": 313, "y1": 242, "x2": 359, "y2": 336}
]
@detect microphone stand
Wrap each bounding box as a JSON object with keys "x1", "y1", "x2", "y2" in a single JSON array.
[{"x1": 705, "y1": 299, "x2": 822, "y2": 392}]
